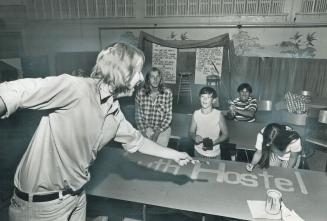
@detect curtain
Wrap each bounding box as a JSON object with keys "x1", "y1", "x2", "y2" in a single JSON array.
[
  {"x1": 231, "y1": 56, "x2": 327, "y2": 103},
  {"x1": 138, "y1": 31, "x2": 231, "y2": 106}
]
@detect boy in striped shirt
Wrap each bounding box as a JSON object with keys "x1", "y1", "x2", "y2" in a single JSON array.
[{"x1": 228, "y1": 83, "x2": 257, "y2": 122}]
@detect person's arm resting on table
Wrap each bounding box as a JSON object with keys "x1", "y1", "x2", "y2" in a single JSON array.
[
  {"x1": 235, "y1": 108, "x2": 256, "y2": 118},
  {"x1": 231, "y1": 98, "x2": 257, "y2": 118}
]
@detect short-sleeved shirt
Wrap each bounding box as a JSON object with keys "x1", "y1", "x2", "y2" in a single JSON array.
[
  {"x1": 0, "y1": 74, "x2": 144, "y2": 193},
  {"x1": 230, "y1": 96, "x2": 257, "y2": 122},
  {"x1": 135, "y1": 87, "x2": 173, "y2": 134},
  {"x1": 255, "y1": 126, "x2": 302, "y2": 161},
  {"x1": 193, "y1": 109, "x2": 222, "y2": 157}
]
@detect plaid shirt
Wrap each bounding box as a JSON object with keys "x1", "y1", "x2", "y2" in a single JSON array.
[
  {"x1": 135, "y1": 87, "x2": 173, "y2": 134},
  {"x1": 285, "y1": 91, "x2": 306, "y2": 114}
]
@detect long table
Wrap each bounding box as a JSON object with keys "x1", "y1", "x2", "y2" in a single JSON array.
[
  {"x1": 87, "y1": 147, "x2": 327, "y2": 221},
  {"x1": 226, "y1": 120, "x2": 266, "y2": 150}
]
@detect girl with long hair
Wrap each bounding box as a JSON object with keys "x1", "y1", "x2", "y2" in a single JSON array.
[{"x1": 246, "y1": 123, "x2": 302, "y2": 171}]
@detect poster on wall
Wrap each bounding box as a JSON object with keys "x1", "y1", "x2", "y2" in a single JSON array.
[
  {"x1": 152, "y1": 43, "x2": 177, "y2": 84},
  {"x1": 195, "y1": 47, "x2": 223, "y2": 84}
]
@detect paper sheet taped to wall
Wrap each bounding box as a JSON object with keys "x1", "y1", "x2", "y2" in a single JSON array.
[
  {"x1": 152, "y1": 43, "x2": 177, "y2": 84},
  {"x1": 195, "y1": 47, "x2": 223, "y2": 84}
]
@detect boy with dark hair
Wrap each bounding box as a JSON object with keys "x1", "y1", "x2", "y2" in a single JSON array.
[
  {"x1": 189, "y1": 86, "x2": 229, "y2": 159},
  {"x1": 228, "y1": 83, "x2": 257, "y2": 122}
]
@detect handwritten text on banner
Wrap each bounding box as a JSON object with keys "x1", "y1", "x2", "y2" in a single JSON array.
[
  {"x1": 152, "y1": 43, "x2": 177, "y2": 84},
  {"x1": 195, "y1": 47, "x2": 223, "y2": 84}
]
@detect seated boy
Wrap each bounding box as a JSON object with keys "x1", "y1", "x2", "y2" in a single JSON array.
[
  {"x1": 189, "y1": 86, "x2": 229, "y2": 159},
  {"x1": 228, "y1": 83, "x2": 257, "y2": 122}
]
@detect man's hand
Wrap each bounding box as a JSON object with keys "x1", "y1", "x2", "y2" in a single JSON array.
[
  {"x1": 145, "y1": 127, "x2": 155, "y2": 138},
  {"x1": 173, "y1": 152, "x2": 194, "y2": 166}
]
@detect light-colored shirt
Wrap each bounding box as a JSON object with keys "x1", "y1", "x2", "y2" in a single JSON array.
[
  {"x1": 255, "y1": 127, "x2": 302, "y2": 161},
  {"x1": 0, "y1": 74, "x2": 144, "y2": 194},
  {"x1": 193, "y1": 109, "x2": 221, "y2": 157}
]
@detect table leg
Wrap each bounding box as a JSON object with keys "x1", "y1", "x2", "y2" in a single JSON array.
[{"x1": 142, "y1": 204, "x2": 147, "y2": 221}]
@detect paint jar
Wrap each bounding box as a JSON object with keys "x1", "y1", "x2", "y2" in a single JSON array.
[{"x1": 265, "y1": 189, "x2": 282, "y2": 215}]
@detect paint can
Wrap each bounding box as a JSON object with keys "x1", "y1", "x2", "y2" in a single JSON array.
[{"x1": 265, "y1": 189, "x2": 282, "y2": 215}]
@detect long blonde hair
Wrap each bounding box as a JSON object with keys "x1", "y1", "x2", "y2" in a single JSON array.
[{"x1": 91, "y1": 42, "x2": 145, "y2": 92}]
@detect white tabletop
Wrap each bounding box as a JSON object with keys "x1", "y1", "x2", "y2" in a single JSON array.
[{"x1": 87, "y1": 147, "x2": 327, "y2": 221}]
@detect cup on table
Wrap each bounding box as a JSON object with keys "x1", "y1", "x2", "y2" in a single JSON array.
[{"x1": 265, "y1": 189, "x2": 282, "y2": 215}]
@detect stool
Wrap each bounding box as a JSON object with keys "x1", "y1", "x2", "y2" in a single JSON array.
[
  {"x1": 177, "y1": 72, "x2": 192, "y2": 104},
  {"x1": 206, "y1": 74, "x2": 220, "y2": 107},
  {"x1": 206, "y1": 74, "x2": 220, "y2": 88}
]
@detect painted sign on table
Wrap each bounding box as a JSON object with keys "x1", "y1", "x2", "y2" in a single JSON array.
[
  {"x1": 195, "y1": 47, "x2": 223, "y2": 84},
  {"x1": 88, "y1": 148, "x2": 327, "y2": 221},
  {"x1": 152, "y1": 43, "x2": 177, "y2": 84}
]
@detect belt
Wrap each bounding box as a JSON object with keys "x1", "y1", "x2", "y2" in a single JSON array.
[{"x1": 14, "y1": 187, "x2": 84, "y2": 202}]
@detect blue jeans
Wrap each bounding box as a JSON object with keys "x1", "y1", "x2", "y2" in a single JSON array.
[{"x1": 9, "y1": 191, "x2": 86, "y2": 221}]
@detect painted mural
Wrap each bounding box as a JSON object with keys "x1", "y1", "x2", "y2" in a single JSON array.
[
  {"x1": 100, "y1": 27, "x2": 324, "y2": 59},
  {"x1": 232, "y1": 30, "x2": 318, "y2": 58}
]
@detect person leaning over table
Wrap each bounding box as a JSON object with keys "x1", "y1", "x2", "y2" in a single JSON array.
[
  {"x1": 135, "y1": 67, "x2": 173, "y2": 147},
  {"x1": 0, "y1": 42, "x2": 194, "y2": 221},
  {"x1": 246, "y1": 123, "x2": 302, "y2": 172},
  {"x1": 228, "y1": 83, "x2": 257, "y2": 122}
]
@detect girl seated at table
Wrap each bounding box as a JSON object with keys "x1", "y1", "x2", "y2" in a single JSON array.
[{"x1": 246, "y1": 123, "x2": 302, "y2": 171}]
